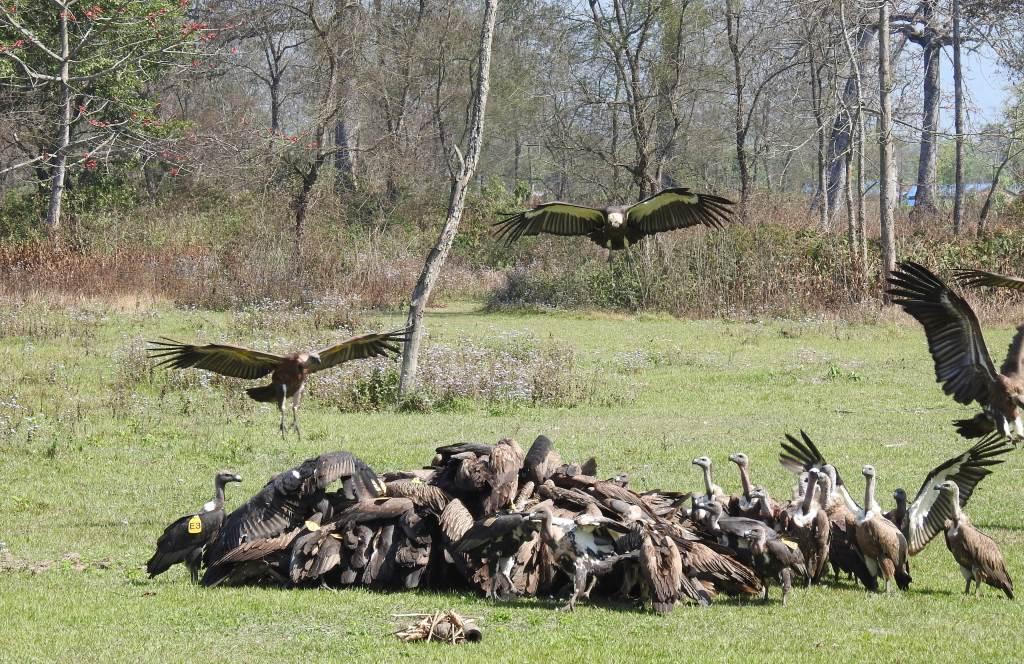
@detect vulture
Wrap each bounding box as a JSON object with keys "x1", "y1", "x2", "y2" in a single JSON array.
[
  {"x1": 741, "y1": 527, "x2": 807, "y2": 606},
  {"x1": 148, "y1": 329, "x2": 408, "y2": 436},
  {"x1": 728, "y1": 452, "x2": 782, "y2": 527},
  {"x1": 953, "y1": 268, "x2": 1024, "y2": 291},
  {"x1": 202, "y1": 451, "x2": 382, "y2": 586},
  {"x1": 786, "y1": 469, "x2": 831, "y2": 585},
  {"x1": 890, "y1": 434, "x2": 1014, "y2": 555},
  {"x1": 453, "y1": 510, "x2": 547, "y2": 599},
  {"x1": 854, "y1": 465, "x2": 911, "y2": 592},
  {"x1": 935, "y1": 480, "x2": 1014, "y2": 599},
  {"x1": 530, "y1": 505, "x2": 640, "y2": 612},
  {"x1": 692, "y1": 456, "x2": 727, "y2": 506},
  {"x1": 887, "y1": 261, "x2": 1024, "y2": 439},
  {"x1": 493, "y1": 187, "x2": 734, "y2": 250},
  {"x1": 146, "y1": 470, "x2": 243, "y2": 583}
]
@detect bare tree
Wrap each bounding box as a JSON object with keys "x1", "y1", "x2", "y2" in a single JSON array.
[
  {"x1": 952, "y1": 0, "x2": 966, "y2": 233},
  {"x1": 399, "y1": 0, "x2": 498, "y2": 394},
  {"x1": 879, "y1": 0, "x2": 897, "y2": 297}
]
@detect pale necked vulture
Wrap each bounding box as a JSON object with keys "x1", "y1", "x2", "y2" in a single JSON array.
[
  {"x1": 727, "y1": 452, "x2": 781, "y2": 524},
  {"x1": 691, "y1": 456, "x2": 727, "y2": 505},
  {"x1": 493, "y1": 187, "x2": 734, "y2": 250},
  {"x1": 893, "y1": 434, "x2": 1014, "y2": 555},
  {"x1": 148, "y1": 329, "x2": 408, "y2": 436},
  {"x1": 854, "y1": 465, "x2": 912, "y2": 592},
  {"x1": 202, "y1": 451, "x2": 382, "y2": 586},
  {"x1": 935, "y1": 480, "x2": 1014, "y2": 598},
  {"x1": 786, "y1": 469, "x2": 831, "y2": 585},
  {"x1": 887, "y1": 261, "x2": 1024, "y2": 439},
  {"x1": 953, "y1": 268, "x2": 1024, "y2": 291},
  {"x1": 147, "y1": 470, "x2": 242, "y2": 583}
]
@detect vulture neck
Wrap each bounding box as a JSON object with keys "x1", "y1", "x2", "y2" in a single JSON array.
[
  {"x1": 949, "y1": 486, "x2": 963, "y2": 522},
  {"x1": 799, "y1": 479, "x2": 816, "y2": 515},
  {"x1": 893, "y1": 493, "x2": 907, "y2": 524},
  {"x1": 863, "y1": 474, "x2": 878, "y2": 515},
  {"x1": 534, "y1": 507, "x2": 561, "y2": 549},
  {"x1": 212, "y1": 477, "x2": 228, "y2": 509},
  {"x1": 700, "y1": 466, "x2": 715, "y2": 498},
  {"x1": 737, "y1": 463, "x2": 753, "y2": 500},
  {"x1": 815, "y1": 482, "x2": 829, "y2": 509}
]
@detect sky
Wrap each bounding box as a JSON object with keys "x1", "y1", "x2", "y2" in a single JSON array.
[{"x1": 938, "y1": 44, "x2": 1013, "y2": 130}]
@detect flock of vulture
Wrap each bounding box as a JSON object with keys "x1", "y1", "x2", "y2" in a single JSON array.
[
  {"x1": 138, "y1": 186, "x2": 1024, "y2": 612},
  {"x1": 144, "y1": 256, "x2": 1024, "y2": 611}
]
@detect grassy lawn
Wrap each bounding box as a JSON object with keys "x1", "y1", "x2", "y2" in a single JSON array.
[{"x1": 1, "y1": 300, "x2": 1022, "y2": 663}]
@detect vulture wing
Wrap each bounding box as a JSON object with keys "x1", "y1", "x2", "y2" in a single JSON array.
[
  {"x1": 905, "y1": 434, "x2": 1014, "y2": 555},
  {"x1": 779, "y1": 430, "x2": 843, "y2": 486},
  {"x1": 887, "y1": 261, "x2": 999, "y2": 405},
  {"x1": 312, "y1": 329, "x2": 408, "y2": 372},
  {"x1": 1000, "y1": 325, "x2": 1024, "y2": 378},
  {"x1": 953, "y1": 268, "x2": 1024, "y2": 291},
  {"x1": 492, "y1": 202, "x2": 605, "y2": 244},
  {"x1": 204, "y1": 451, "x2": 380, "y2": 572},
  {"x1": 147, "y1": 339, "x2": 282, "y2": 379},
  {"x1": 625, "y1": 188, "x2": 733, "y2": 240}
]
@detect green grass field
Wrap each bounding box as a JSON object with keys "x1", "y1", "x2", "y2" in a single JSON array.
[{"x1": 2, "y1": 301, "x2": 1022, "y2": 663}]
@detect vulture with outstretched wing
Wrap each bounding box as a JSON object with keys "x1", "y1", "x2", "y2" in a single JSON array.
[
  {"x1": 887, "y1": 261, "x2": 1024, "y2": 439},
  {"x1": 148, "y1": 329, "x2": 408, "y2": 436},
  {"x1": 493, "y1": 187, "x2": 734, "y2": 250},
  {"x1": 201, "y1": 451, "x2": 382, "y2": 586},
  {"x1": 892, "y1": 434, "x2": 1014, "y2": 555}
]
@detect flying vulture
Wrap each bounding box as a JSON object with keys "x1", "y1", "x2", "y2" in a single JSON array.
[
  {"x1": 493, "y1": 187, "x2": 734, "y2": 250},
  {"x1": 146, "y1": 470, "x2": 242, "y2": 583},
  {"x1": 887, "y1": 261, "x2": 1024, "y2": 439},
  {"x1": 148, "y1": 329, "x2": 408, "y2": 436}
]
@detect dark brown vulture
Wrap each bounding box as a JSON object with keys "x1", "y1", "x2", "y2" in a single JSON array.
[
  {"x1": 493, "y1": 187, "x2": 734, "y2": 250},
  {"x1": 201, "y1": 451, "x2": 382, "y2": 586},
  {"x1": 146, "y1": 470, "x2": 242, "y2": 583},
  {"x1": 888, "y1": 261, "x2": 1024, "y2": 439},
  {"x1": 148, "y1": 329, "x2": 407, "y2": 436}
]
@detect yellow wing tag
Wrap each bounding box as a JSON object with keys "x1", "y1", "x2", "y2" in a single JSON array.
[
  {"x1": 781, "y1": 538, "x2": 799, "y2": 550},
  {"x1": 187, "y1": 516, "x2": 202, "y2": 535},
  {"x1": 304, "y1": 520, "x2": 321, "y2": 532}
]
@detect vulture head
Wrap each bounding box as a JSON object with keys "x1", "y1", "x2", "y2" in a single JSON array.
[
  {"x1": 727, "y1": 452, "x2": 749, "y2": 468},
  {"x1": 691, "y1": 456, "x2": 713, "y2": 471},
  {"x1": 216, "y1": 470, "x2": 243, "y2": 485},
  {"x1": 861, "y1": 464, "x2": 876, "y2": 479}
]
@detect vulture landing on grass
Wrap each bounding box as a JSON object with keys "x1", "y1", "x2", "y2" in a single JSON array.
[
  {"x1": 147, "y1": 470, "x2": 242, "y2": 583},
  {"x1": 887, "y1": 261, "x2": 1024, "y2": 440},
  {"x1": 148, "y1": 329, "x2": 407, "y2": 437},
  {"x1": 493, "y1": 188, "x2": 733, "y2": 250}
]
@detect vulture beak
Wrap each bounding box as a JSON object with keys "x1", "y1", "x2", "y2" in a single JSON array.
[
  {"x1": 233, "y1": 474, "x2": 243, "y2": 483},
  {"x1": 311, "y1": 354, "x2": 323, "y2": 365}
]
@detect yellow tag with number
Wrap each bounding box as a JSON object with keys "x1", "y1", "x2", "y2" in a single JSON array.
[
  {"x1": 781, "y1": 538, "x2": 799, "y2": 550},
  {"x1": 187, "y1": 516, "x2": 202, "y2": 534}
]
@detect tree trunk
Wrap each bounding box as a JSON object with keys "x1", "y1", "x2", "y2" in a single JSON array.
[
  {"x1": 398, "y1": 0, "x2": 498, "y2": 394},
  {"x1": 979, "y1": 155, "x2": 1012, "y2": 234},
  {"x1": 878, "y1": 0, "x2": 897, "y2": 301},
  {"x1": 726, "y1": 5, "x2": 749, "y2": 222},
  {"x1": 334, "y1": 117, "x2": 356, "y2": 193},
  {"x1": 952, "y1": 0, "x2": 964, "y2": 234},
  {"x1": 913, "y1": 22, "x2": 941, "y2": 215},
  {"x1": 45, "y1": 3, "x2": 71, "y2": 232},
  {"x1": 840, "y1": 0, "x2": 867, "y2": 290},
  {"x1": 824, "y1": 26, "x2": 876, "y2": 220}
]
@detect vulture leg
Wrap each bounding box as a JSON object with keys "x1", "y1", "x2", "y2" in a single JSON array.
[
  {"x1": 559, "y1": 562, "x2": 589, "y2": 612},
  {"x1": 781, "y1": 569, "x2": 792, "y2": 607},
  {"x1": 582, "y1": 573, "x2": 598, "y2": 600},
  {"x1": 277, "y1": 384, "x2": 288, "y2": 437},
  {"x1": 290, "y1": 388, "x2": 303, "y2": 439},
  {"x1": 498, "y1": 555, "x2": 516, "y2": 600}
]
